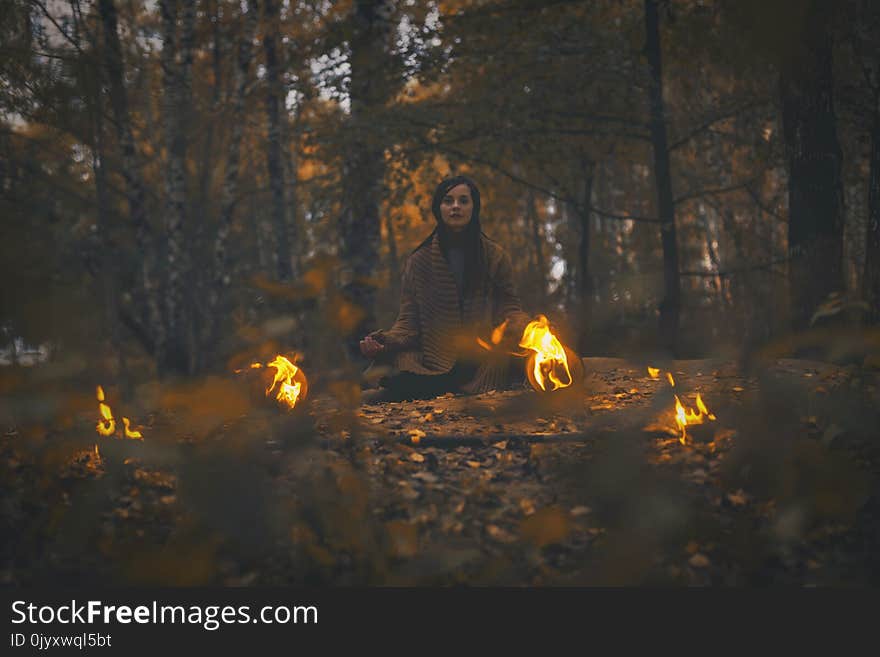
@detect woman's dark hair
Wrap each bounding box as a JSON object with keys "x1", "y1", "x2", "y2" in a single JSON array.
[{"x1": 417, "y1": 175, "x2": 487, "y2": 299}]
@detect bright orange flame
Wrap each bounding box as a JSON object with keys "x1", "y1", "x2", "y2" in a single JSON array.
[
  {"x1": 265, "y1": 355, "x2": 304, "y2": 410},
  {"x1": 674, "y1": 393, "x2": 716, "y2": 444},
  {"x1": 648, "y1": 367, "x2": 660, "y2": 379},
  {"x1": 96, "y1": 385, "x2": 115, "y2": 436},
  {"x1": 95, "y1": 385, "x2": 143, "y2": 439},
  {"x1": 666, "y1": 372, "x2": 675, "y2": 387},
  {"x1": 123, "y1": 417, "x2": 143, "y2": 440},
  {"x1": 94, "y1": 444, "x2": 100, "y2": 459},
  {"x1": 476, "y1": 337, "x2": 492, "y2": 351},
  {"x1": 519, "y1": 315, "x2": 572, "y2": 392},
  {"x1": 250, "y1": 363, "x2": 263, "y2": 369}
]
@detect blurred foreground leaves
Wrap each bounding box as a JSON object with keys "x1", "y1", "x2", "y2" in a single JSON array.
[{"x1": 1, "y1": 356, "x2": 879, "y2": 586}]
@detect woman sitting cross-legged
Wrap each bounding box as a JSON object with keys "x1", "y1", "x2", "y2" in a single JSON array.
[{"x1": 360, "y1": 175, "x2": 530, "y2": 402}]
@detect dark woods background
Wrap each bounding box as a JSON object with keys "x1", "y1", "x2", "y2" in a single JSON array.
[
  {"x1": 2, "y1": 0, "x2": 880, "y2": 376},
  {"x1": 1, "y1": 0, "x2": 880, "y2": 587}
]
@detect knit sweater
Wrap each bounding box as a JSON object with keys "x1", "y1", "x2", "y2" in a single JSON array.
[{"x1": 372, "y1": 231, "x2": 530, "y2": 394}]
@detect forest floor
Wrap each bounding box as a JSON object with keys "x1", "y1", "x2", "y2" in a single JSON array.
[{"x1": 2, "y1": 357, "x2": 879, "y2": 586}]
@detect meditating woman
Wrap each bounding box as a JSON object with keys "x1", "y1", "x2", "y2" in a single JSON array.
[{"x1": 360, "y1": 175, "x2": 530, "y2": 401}]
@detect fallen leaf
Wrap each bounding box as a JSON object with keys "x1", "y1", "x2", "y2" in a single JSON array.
[
  {"x1": 409, "y1": 452, "x2": 425, "y2": 463},
  {"x1": 727, "y1": 489, "x2": 749, "y2": 506},
  {"x1": 519, "y1": 498, "x2": 536, "y2": 515},
  {"x1": 466, "y1": 460, "x2": 481, "y2": 469},
  {"x1": 570, "y1": 505, "x2": 592, "y2": 517},
  {"x1": 491, "y1": 440, "x2": 508, "y2": 450}
]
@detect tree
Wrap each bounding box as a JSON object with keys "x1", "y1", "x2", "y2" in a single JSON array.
[
  {"x1": 644, "y1": 0, "x2": 680, "y2": 353},
  {"x1": 339, "y1": 0, "x2": 398, "y2": 357},
  {"x1": 778, "y1": 0, "x2": 845, "y2": 329}
]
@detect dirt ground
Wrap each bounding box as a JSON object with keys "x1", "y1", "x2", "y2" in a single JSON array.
[{"x1": 2, "y1": 357, "x2": 878, "y2": 586}]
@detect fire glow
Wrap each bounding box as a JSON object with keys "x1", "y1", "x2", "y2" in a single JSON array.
[
  {"x1": 256, "y1": 354, "x2": 307, "y2": 410},
  {"x1": 519, "y1": 315, "x2": 573, "y2": 392},
  {"x1": 648, "y1": 366, "x2": 717, "y2": 444},
  {"x1": 95, "y1": 386, "x2": 143, "y2": 440},
  {"x1": 674, "y1": 394, "x2": 716, "y2": 445}
]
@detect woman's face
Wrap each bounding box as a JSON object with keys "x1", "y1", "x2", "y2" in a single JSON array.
[{"x1": 439, "y1": 183, "x2": 473, "y2": 232}]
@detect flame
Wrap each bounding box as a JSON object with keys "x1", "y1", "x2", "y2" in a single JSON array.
[
  {"x1": 648, "y1": 367, "x2": 660, "y2": 379},
  {"x1": 250, "y1": 363, "x2": 263, "y2": 369},
  {"x1": 94, "y1": 444, "x2": 100, "y2": 459},
  {"x1": 96, "y1": 385, "x2": 116, "y2": 436},
  {"x1": 519, "y1": 315, "x2": 572, "y2": 392},
  {"x1": 95, "y1": 385, "x2": 143, "y2": 439},
  {"x1": 123, "y1": 417, "x2": 143, "y2": 440},
  {"x1": 264, "y1": 355, "x2": 305, "y2": 410},
  {"x1": 666, "y1": 372, "x2": 675, "y2": 387},
  {"x1": 476, "y1": 337, "x2": 492, "y2": 351},
  {"x1": 674, "y1": 393, "x2": 716, "y2": 444}
]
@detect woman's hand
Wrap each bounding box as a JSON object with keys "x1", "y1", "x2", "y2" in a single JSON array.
[{"x1": 359, "y1": 334, "x2": 386, "y2": 359}]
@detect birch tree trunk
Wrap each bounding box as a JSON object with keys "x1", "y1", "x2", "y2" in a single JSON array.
[
  {"x1": 258, "y1": 0, "x2": 294, "y2": 280},
  {"x1": 644, "y1": 0, "x2": 680, "y2": 354},
  {"x1": 206, "y1": 1, "x2": 258, "y2": 353}
]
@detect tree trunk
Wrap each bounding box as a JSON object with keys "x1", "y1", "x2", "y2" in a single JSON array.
[
  {"x1": 864, "y1": 97, "x2": 880, "y2": 323},
  {"x1": 159, "y1": 0, "x2": 196, "y2": 375},
  {"x1": 76, "y1": 0, "x2": 126, "y2": 382},
  {"x1": 197, "y1": 0, "x2": 222, "y2": 209},
  {"x1": 527, "y1": 189, "x2": 546, "y2": 289},
  {"x1": 258, "y1": 0, "x2": 294, "y2": 280},
  {"x1": 644, "y1": 0, "x2": 680, "y2": 354},
  {"x1": 340, "y1": 0, "x2": 394, "y2": 357},
  {"x1": 779, "y1": 0, "x2": 845, "y2": 330},
  {"x1": 576, "y1": 160, "x2": 594, "y2": 354},
  {"x1": 208, "y1": 2, "x2": 258, "y2": 354},
  {"x1": 97, "y1": 0, "x2": 165, "y2": 367}
]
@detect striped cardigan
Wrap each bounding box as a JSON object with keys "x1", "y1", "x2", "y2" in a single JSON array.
[{"x1": 372, "y1": 232, "x2": 530, "y2": 393}]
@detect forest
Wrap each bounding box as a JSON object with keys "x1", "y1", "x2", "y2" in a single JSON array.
[{"x1": 1, "y1": 0, "x2": 879, "y2": 587}]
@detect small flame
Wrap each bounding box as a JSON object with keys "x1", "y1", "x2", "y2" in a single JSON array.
[
  {"x1": 476, "y1": 337, "x2": 492, "y2": 351},
  {"x1": 96, "y1": 385, "x2": 116, "y2": 436},
  {"x1": 648, "y1": 367, "x2": 660, "y2": 379},
  {"x1": 94, "y1": 444, "x2": 100, "y2": 459},
  {"x1": 265, "y1": 355, "x2": 304, "y2": 410},
  {"x1": 666, "y1": 372, "x2": 675, "y2": 387},
  {"x1": 674, "y1": 393, "x2": 716, "y2": 444},
  {"x1": 519, "y1": 315, "x2": 572, "y2": 392},
  {"x1": 95, "y1": 385, "x2": 143, "y2": 439},
  {"x1": 123, "y1": 417, "x2": 143, "y2": 440},
  {"x1": 250, "y1": 363, "x2": 263, "y2": 369}
]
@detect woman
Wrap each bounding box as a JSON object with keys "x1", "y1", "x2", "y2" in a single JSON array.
[{"x1": 360, "y1": 175, "x2": 530, "y2": 401}]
